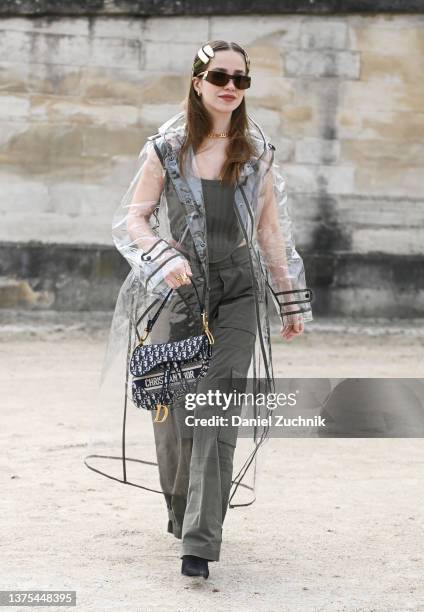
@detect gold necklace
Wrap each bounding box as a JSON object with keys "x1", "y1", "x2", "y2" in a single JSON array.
[{"x1": 207, "y1": 131, "x2": 229, "y2": 138}]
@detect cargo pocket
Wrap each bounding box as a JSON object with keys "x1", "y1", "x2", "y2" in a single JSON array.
[
  {"x1": 218, "y1": 265, "x2": 257, "y2": 336},
  {"x1": 217, "y1": 366, "x2": 247, "y2": 448}
]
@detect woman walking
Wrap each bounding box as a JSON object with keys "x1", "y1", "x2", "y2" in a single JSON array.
[{"x1": 85, "y1": 40, "x2": 313, "y2": 580}]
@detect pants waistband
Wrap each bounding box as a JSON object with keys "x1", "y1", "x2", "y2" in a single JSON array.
[{"x1": 208, "y1": 244, "x2": 250, "y2": 269}]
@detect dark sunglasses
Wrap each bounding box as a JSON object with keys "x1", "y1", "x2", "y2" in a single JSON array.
[{"x1": 198, "y1": 70, "x2": 251, "y2": 90}]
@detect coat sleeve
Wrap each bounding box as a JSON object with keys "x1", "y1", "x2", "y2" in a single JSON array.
[
  {"x1": 111, "y1": 136, "x2": 189, "y2": 297},
  {"x1": 255, "y1": 144, "x2": 314, "y2": 325}
]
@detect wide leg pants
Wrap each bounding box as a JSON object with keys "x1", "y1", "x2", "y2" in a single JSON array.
[{"x1": 150, "y1": 244, "x2": 256, "y2": 561}]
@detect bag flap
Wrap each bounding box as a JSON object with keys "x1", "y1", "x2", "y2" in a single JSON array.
[{"x1": 130, "y1": 334, "x2": 208, "y2": 376}]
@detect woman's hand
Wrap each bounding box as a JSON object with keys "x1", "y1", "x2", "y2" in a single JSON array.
[
  {"x1": 163, "y1": 256, "x2": 193, "y2": 290},
  {"x1": 280, "y1": 313, "x2": 304, "y2": 341}
]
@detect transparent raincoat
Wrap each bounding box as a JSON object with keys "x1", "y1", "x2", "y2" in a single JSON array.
[{"x1": 84, "y1": 110, "x2": 313, "y2": 508}]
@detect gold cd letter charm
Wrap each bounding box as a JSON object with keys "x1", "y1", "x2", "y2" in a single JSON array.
[{"x1": 154, "y1": 403, "x2": 169, "y2": 423}]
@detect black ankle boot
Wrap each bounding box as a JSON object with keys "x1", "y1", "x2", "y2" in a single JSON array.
[{"x1": 181, "y1": 555, "x2": 209, "y2": 579}]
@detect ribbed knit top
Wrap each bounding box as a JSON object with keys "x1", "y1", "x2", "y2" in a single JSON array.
[{"x1": 201, "y1": 178, "x2": 244, "y2": 263}]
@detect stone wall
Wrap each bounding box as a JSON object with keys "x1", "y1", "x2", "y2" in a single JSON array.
[
  {"x1": 1, "y1": 10, "x2": 423, "y2": 315},
  {"x1": 1, "y1": 1, "x2": 422, "y2": 16}
]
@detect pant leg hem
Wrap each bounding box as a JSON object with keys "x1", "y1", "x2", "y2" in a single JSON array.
[{"x1": 181, "y1": 544, "x2": 220, "y2": 562}]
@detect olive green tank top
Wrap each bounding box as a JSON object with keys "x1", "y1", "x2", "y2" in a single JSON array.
[{"x1": 201, "y1": 178, "x2": 244, "y2": 263}]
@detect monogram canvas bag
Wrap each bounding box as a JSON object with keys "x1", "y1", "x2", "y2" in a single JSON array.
[{"x1": 129, "y1": 278, "x2": 214, "y2": 423}]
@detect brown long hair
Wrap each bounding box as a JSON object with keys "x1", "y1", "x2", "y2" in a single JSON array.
[{"x1": 178, "y1": 40, "x2": 258, "y2": 186}]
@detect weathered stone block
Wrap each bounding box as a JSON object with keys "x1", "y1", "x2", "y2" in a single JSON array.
[
  {"x1": 0, "y1": 29, "x2": 32, "y2": 63},
  {"x1": 352, "y1": 228, "x2": 424, "y2": 255},
  {"x1": 296, "y1": 137, "x2": 340, "y2": 164},
  {"x1": 0, "y1": 94, "x2": 30, "y2": 119},
  {"x1": 139, "y1": 104, "x2": 184, "y2": 127},
  {"x1": 350, "y1": 23, "x2": 424, "y2": 55},
  {"x1": 0, "y1": 123, "x2": 84, "y2": 172},
  {"x1": 248, "y1": 74, "x2": 294, "y2": 109},
  {"x1": 0, "y1": 277, "x2": 51, "y2": 308},
  {"x1": 2, "y1": 29, "x2": 141, "y2": 68},
  {"x1": 337, "y1": 109, "x2": 424, "y2": 141},
  {"x1": 279, "y1": 105, "x2": 315, "y2": 138},
  {"x1": 268, "y1": 137, "x2": 294, "y2": 162},
  {"x1": 143, "y1": 16, "x2": 208, "y2": 42},
  {"x1": 355, "y1": 164, "x2": 423, "y2": 197},
  {"x1": 138, "y1": 72, "x2": 188, "y2": 105},
  {"x1": 0, "y1": 61, "x2": 81, "y2": 95},
  {"x1": 17, "y1": 15, "x2": 90, "y2": 36},
  {"x1": 78, "y1": 66, "x2": 143, "y2": 104},
  {"x1": 79, "y1": 66, "x2": 188, "y2": 107},
  {"x1": 339, "y1": 80, "x2": 422, "y2": 113},
  {"x1": 210, "y1": 15, "x2": 302, "y2": 48},
  {"x1": 82, "y1": 125, "x2": 142, "y2": 158},
  {"x1": 284, "y1": 49, "x2": 360, "y2": 78},
  {"x1": 341, "y1": 139, "x2": 424, "y2": 166},
  {"x1": 88, "y1": 36, "x2": 141, "y2": 69},
  {"x1": 142, "y1": 41, "x2": 199, "y2": 71},
  {"x1": 91, "y1": 16, "x2": 143, "y2": 39},
  {"x1": 247, "y1": 44, "x2": 284, "y2": 74},
  {"x1": 336, "y1": 195, "x2": 424, "y2": 227},
  {"x1": 300, "y1": 20, "x2": 348, "y2": 49},
  {"x1": 330, "y1": 286, "x2": 424, "y2": 319},
  {"x1": 278, "y1": 78, "x2": 340, "y2": 138},
  {"x1": 248, "y1": 107, "x2": 281, "y2": 133},
  {"x1": 360, "y1": 52, "x2": 423, "y2": 83},
  {"x1": 27, "y1": 31, "x2": 90, "y2": 65},
  {"x1": 0, "y1": 120, "x2": 29, "y2": 149},
  {"x1": 0, "y1": 17, "x2": 35, "y2": 32},
  {"x1": 49, "y1": 182, "x2": 122, "y2": 217},
  {"x1": 0, "y1": 213, "x2": 113, "y2": 244},
  {"x1": 29, "y1": 95, "x2": 139, "y2": 125},
  {"x1": 0, "y1": 174, "x2": 50, "y2": 213},
  {"x1": 284, "y1": 164, "x2": 355, "y2": 194}
]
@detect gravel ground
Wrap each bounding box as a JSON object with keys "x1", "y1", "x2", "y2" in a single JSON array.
[{"x1": 2, "y1": 313, "x2": 424, "y2": 611}]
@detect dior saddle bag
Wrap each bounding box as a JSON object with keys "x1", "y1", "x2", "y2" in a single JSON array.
[{"x1": 129, "y1": 277, "x2": 214, "y2": 424}]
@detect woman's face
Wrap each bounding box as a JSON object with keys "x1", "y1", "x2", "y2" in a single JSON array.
[{"x1": 192, "y1": 49, "x2": 247, "y2": 114}]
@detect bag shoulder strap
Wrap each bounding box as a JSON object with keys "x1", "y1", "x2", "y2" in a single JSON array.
[{"x1": 136, "y1": 277, "x2": 204, "y2": 343}]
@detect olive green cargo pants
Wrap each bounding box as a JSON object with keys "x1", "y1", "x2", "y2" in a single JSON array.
[{"x1": 150, "y1": 244, "x2": 256, "y2": 561}]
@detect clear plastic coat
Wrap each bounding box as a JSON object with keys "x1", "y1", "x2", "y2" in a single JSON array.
[{"x1": 84, "y1": 110, "x2": 313, "y2": 508}]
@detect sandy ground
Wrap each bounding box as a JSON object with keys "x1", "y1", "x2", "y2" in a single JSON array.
[{"x1": 2, "y1": 314, "x2": 424, "y2": 611}]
